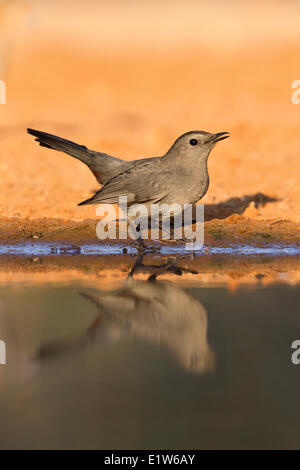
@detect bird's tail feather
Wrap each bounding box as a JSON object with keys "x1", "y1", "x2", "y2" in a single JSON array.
[{"x1": 27, "y1": 128, "x2": 92, "y2": 165}]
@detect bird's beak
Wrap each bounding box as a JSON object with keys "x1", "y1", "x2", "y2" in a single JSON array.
[{"x1": 208, "y1": 132, "x2": 230, "y2": 143}]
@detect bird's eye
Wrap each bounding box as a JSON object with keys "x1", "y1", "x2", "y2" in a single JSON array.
[{"x1": 189, "y1": 139, "x2": 198, "y2": 146}]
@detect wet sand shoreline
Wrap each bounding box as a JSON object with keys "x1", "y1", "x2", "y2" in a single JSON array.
[{"x1": 1, "y1": 215, "x2": 299, "y2": 245}]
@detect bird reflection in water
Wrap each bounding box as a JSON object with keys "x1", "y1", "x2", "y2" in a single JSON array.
[{"x1": 36, "y1": 255, "x2": 215, "y2": 374}]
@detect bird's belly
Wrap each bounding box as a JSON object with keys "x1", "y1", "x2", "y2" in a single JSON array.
[
  {"x1": 170, "y1": 181, "x2": 209, "y2": 206},
  {"x1": 192, "y1": 177, "x2": 209, "y2": 204}
]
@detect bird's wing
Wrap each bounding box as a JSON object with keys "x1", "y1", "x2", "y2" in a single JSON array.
[
  {"x1": 27, "y1": 128, "x2": 124, "y2": 184},
  {"x1": 78, "y1": 158, "x2": 169, "y2": 206}
]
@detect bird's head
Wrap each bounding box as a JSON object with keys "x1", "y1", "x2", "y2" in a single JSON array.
[{"x1": 167, "y1": 130, "x2": 230, "y2": 161}]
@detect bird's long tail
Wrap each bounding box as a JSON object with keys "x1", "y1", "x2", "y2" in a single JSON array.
[{"x1": 27, "y1": 128, "x2": 93, "y2": 166}]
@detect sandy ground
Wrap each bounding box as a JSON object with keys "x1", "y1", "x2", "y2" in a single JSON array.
[{"x1": 0, "y1": 0, "x2": 300, "y2": 244}]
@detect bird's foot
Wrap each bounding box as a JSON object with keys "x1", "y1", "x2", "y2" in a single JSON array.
[{"x1": 128, "y1": 237, "x2": 161, "y2": 254}]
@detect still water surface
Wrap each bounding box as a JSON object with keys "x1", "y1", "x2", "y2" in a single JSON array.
[{"x1": 0, "y1": 257, "x2": 300, "y2": 449}]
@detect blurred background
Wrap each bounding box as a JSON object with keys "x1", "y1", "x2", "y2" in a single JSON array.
[{"x1": 0, "y1": 0, "x2": 300, "y2": 222}]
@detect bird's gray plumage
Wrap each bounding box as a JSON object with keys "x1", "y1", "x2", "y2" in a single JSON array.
[{"x1": 27, "y1": 128, "x2": 230, "y2": 208}]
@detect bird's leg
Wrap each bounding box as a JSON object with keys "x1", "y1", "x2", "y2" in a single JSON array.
[
  {"x1": 159, "y1": 223, "x2": 172, "y2": 241},
  {"x1": 166, "y1": 216, "x2": 195, "y2": 245},
  {"x1": 136, "y1": 223, "x2": 147, "y2": 252},
  {"x1": 158, "y1": 214, "x2": 186, "y2": 243},
  {"x1": 127, "y1": 218, "x2": 148, "y2": 253},
  {"x1": 128, "y1": 216, "x2": 161, "y2": 253},
  {"x1": 158, "y1": 221, "x2": 187, "y2": 245},
  {"x1": 157, "y1": 216, "x2": 173, "y2": 241}
]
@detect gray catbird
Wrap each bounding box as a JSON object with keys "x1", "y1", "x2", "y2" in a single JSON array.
[{"x1": 27, "y1": 128, "x2": 229, "y2": 207}]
